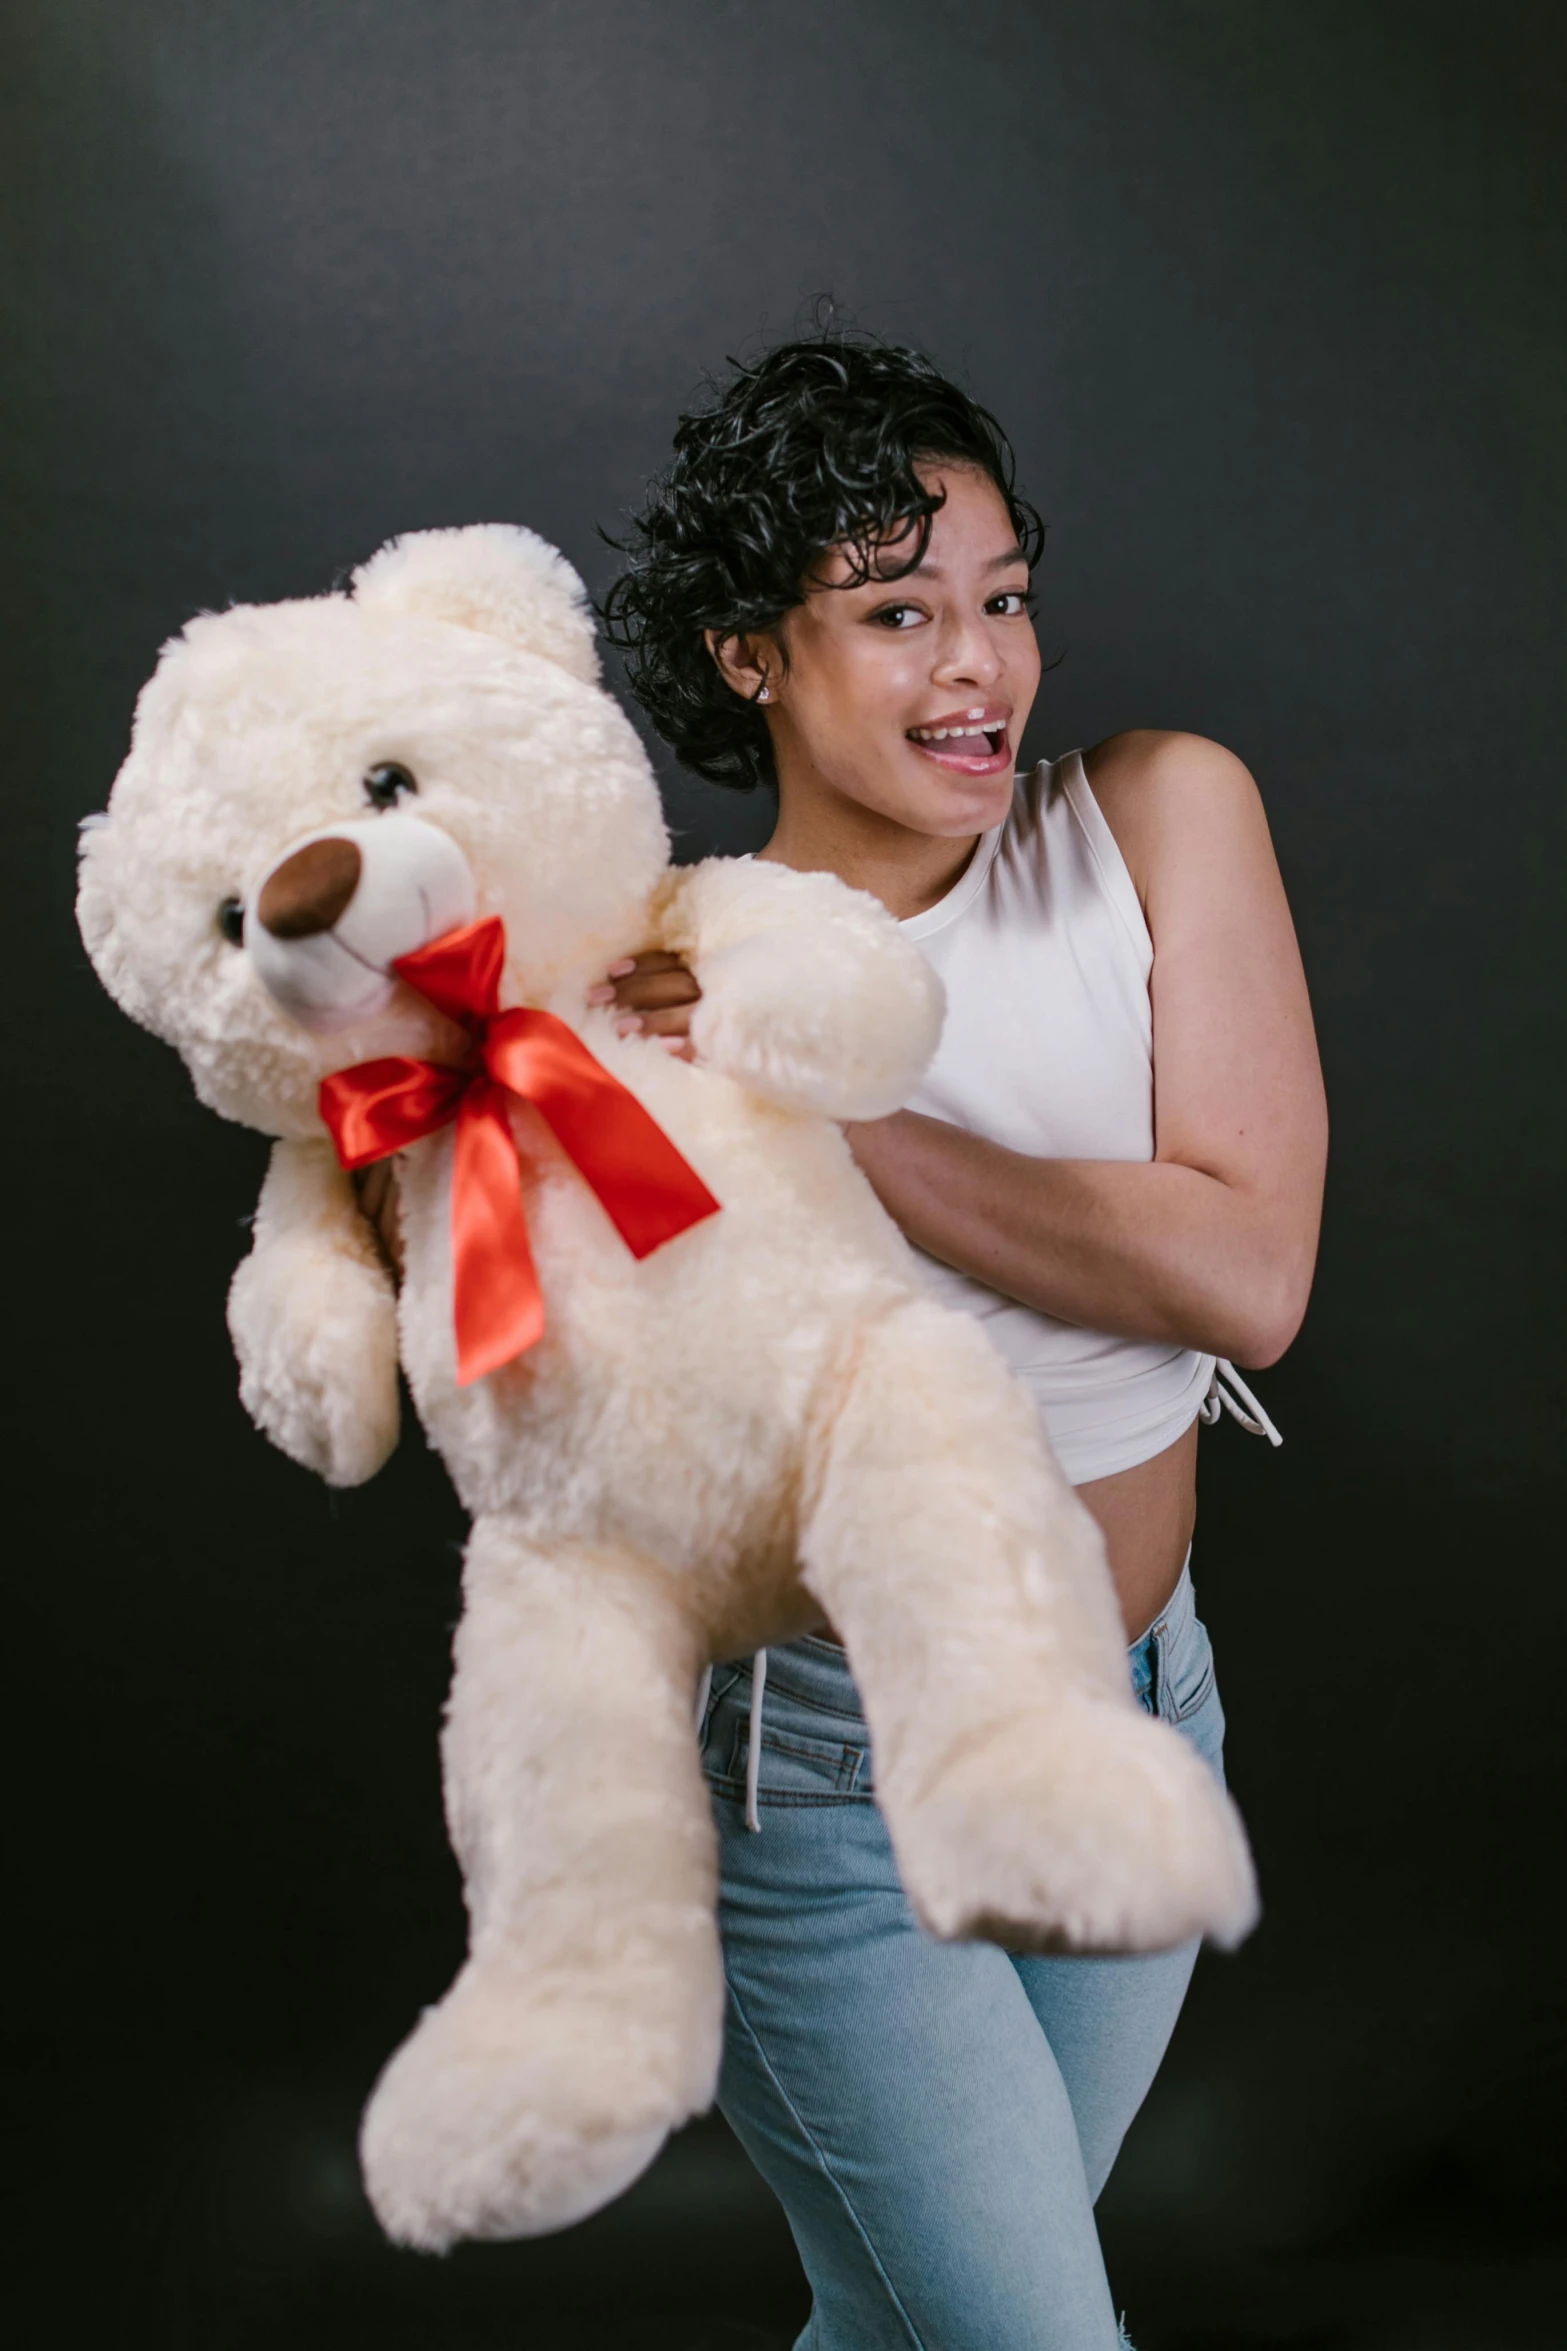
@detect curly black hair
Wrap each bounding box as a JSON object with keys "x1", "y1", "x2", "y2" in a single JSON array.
[{"x1": 601, "y1": 336, "x2": 1044, "y2": 791}]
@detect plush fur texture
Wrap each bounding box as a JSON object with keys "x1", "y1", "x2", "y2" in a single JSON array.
[{"x1": 78, "y1": 524, "x2": 1258, "y2": 2253}]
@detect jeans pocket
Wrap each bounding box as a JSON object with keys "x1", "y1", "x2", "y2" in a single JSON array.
[
  {"x1": 1160, "y1": 1611, "x2": 1218, "y2": 1725},
  {"x1": 1156, "y1": 1607, "x2": 1227, "y2": 1784},
  {"x1": 723, "y1": 1718, "x2": 868, "y2": 1799},
  {"x1": 698, "y1": 1670, "x2": 743, "y2": 1766},
  {"x1": 1171, "y1": 1648, "x2": 1215, "y2": 1723}
]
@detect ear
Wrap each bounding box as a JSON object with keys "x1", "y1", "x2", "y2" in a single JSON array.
[
  {"x1": 705, "y1": 626, "x2": 778, "y2": 708},
  {"x1": 351, "y1": 523, "x2": 600, "y2": 685}
]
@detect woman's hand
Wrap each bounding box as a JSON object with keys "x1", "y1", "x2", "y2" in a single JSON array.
[
  {"x1": 586, "y1": 951, "x2": 701, "y2": 1059},
  {"x1": 353, "y1": 1159, "x2": 404, "y2": 1284}
]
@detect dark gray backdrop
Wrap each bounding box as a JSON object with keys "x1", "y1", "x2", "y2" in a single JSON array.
[{"x1": 5, "y1": 4, "x2": 1562, "y2": 2345}]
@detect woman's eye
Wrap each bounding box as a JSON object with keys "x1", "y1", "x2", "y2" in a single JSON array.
[
  {"x1": 217, "y1": 897, "x2": 245, "y2": 945},
  {"x1": 986, "y1": 590, "x2": 1030, "y2": 617},
  {"x1": 363, "y1": 761, "x2": 418, "y2": 808},
  {"x1": 871, "y1": 605, "x2": 924, "y2": 630}
]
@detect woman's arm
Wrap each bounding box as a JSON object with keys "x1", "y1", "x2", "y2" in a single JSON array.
[{"x1": 845, "y1": 733, "x2": 1328, "y2": 1369}]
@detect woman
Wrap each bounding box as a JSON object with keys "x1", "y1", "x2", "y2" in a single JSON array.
[{"x1": 595, "y1": 337, "x2": 1328, "y2": 2350}]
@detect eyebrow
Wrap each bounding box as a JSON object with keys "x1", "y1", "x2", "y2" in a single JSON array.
[{"x1": 906, "y1": 543, "x2": 1029, "y2": 580}]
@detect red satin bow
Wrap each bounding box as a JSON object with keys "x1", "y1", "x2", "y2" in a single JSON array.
[{"x1": 318, "y1": 917, "x2": 720, "y2": 1385}]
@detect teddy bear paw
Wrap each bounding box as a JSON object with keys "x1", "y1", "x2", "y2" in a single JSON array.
[
  {"x1": 359, "y1": 1958, "x2": 718, "y2": 2250},
  {"x1": 894, "y1": 1695, "x2": 1259, "y2": 1957},
  {"x1": 228, "y1": 1246, "x2": 400, "y2": 1487}
]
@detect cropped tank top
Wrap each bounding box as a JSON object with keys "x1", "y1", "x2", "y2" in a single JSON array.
[
  {"x1": 901, "y1": 751, "x2": 1226, "y2": 1485},
  {"x1": 709, "y1": 751, "x2": 1279, "y2": 1829}
]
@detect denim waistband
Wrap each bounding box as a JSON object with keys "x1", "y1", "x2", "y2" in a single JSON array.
[
  {"x1": 1127, "y1": 1552, "x2": 1196, "y2": 1707},
  {"x1": 721, "y1": 1553, "x2": 1196, "y2": 1732}
]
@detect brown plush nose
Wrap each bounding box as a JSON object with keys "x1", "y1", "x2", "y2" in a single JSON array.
[{"x1": 256, "y1": 837, "x2": 363, "y2": 939}]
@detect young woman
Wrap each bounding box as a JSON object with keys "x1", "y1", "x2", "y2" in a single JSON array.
[{"x1": 595, "y1": 338, "x2": 1328, "y2": 2350}]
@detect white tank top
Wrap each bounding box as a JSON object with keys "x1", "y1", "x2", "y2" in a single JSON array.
[{"x1": 901, "y1": 750, "x2": 1216, "y2": 1485}]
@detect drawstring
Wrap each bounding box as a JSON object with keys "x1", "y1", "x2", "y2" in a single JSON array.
[
  {"x1": 692, "y1": 1652, "x2": 768, "y2": 1832},
  {"x1": 1200, "y1": 1357, "x2": 1283, "y2": 1446},
  {"x1": 745, "y1": 1649, "x2": 768, "y2": 1832}
]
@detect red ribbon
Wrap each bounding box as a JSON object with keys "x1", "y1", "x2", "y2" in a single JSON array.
[{"x1": 318, "y1": 917, "x2": 720, "y2": 1385}]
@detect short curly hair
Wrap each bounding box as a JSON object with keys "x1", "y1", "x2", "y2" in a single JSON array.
[{"x1": 601, "y1": 337, "x2": 1044, "y2": 791}]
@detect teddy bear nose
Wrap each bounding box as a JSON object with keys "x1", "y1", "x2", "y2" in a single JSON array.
[{"x1": 256, "y1": 837, "x2": 363, "y2": 939}]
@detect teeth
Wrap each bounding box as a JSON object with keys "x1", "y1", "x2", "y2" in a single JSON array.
[{"x1": 910, "y1": 722, "x2": 1001, "y2": 742}]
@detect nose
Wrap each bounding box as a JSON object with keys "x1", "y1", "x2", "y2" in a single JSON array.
[
  {"x1": 257, "y1": 837, "x2": 362, "y2": 938},
  {"x1": 933, "y1": 611, "x2": 1002, "y2": 690}
]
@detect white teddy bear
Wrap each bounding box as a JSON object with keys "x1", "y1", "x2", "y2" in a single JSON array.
[{"x1": 77, "y1": 524, "x2": 1257, "y2": 2251}]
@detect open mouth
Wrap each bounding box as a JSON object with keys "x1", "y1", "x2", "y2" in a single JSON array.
[{"x1": 906, "y1": 708, "x2": 1012, "y2": 770}]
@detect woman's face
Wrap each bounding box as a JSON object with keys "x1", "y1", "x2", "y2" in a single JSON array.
[{"x1": 723, "y1": 462, "x2": 1041, "y2": 841}]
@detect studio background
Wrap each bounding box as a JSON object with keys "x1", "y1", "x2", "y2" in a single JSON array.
[{"x1": 5, "y1": 3, "x2": 1562, "y2": 2345}]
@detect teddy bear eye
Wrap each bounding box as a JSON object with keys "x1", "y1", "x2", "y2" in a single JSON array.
[
  {"x1": 217, "y1": 897, "x2": 245, "y2": 945},
  {"x1": 363, "y1": 762, "x2": 418, "y2": 809}
]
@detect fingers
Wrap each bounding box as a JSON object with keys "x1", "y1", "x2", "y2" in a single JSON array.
[
  {"x1": 619, "y1": 1002, "x2": 694, "y2": 1041},
  {"x1": 585, "y1": 950, "x2": 702, "y2": 1045},
  {"x1": 619, "y1": 969, "x2": 702, "y2": 1012},
  {"x1": 351, "y1": 1159, "x2": 405, "y2": 1284},
  {"x1": 586, "y1": 953, "x2": 701, "y2": 1009},
  {"x1": 355, "y1": 1160, "x2": 393, "y2": 1222}
]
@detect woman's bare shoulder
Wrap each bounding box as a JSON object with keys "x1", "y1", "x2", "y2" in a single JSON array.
[{"x1": 1080, "y1": 730, "x2": 1267, "y2": 905}]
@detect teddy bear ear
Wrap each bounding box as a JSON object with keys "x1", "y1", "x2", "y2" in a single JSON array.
[{"x1": 350, "y1": 523, "x2": 600, "y2": 685}]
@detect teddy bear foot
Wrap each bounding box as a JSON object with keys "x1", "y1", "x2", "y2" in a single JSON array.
[
  {"x1": 359, "y1": 1957, "x2": 716, "y2": 2250},
  {"x1": 892, "y1": 1694, "x2": 1260, "y2": 1958}
]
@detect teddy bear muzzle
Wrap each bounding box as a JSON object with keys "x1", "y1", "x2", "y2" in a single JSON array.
[{"x1": 246, "y1": 812, "x2": 478, "y2": 1031}]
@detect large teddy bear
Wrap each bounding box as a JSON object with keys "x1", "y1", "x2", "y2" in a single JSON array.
[{"x1": 77, "y1": 524, "x2": 1257, "y2": 2251}]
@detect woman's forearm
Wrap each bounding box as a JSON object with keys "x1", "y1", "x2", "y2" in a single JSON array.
[{"x1": 846, "y1": 1110, "x2": 1314, "y2": 1367}]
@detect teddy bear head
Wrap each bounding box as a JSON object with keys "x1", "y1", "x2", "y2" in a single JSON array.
[{"x1": 77, "y1": 525, "x2": 672, "y2": 1137}]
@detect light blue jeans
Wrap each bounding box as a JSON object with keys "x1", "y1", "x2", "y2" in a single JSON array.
[{"x1": 699, "y1": 1560, "x2": 1225, "y2": 2350}]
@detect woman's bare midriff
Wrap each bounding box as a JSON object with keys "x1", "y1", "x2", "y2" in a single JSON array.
[
  {"x1": 1075, "y1": 1419, "x2": 1198, "y2": 1642},
  {"x1": 815, "y1": 1420, "x2": 1198, "y2": 1651}
]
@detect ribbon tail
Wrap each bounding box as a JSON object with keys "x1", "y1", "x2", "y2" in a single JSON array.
[
  {"x1": 565, "y1": 1104, "x2": 721, "y2": 1260},
  {"x1": 450, "y1": 1079, "x2": 545, "y2": 1384},
  {"x1": 486, "y1": 1012, "x2": 721, "y2": 1261}
]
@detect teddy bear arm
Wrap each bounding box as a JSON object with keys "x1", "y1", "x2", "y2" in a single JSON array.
[
  {"x1": 800, "y1": 1296, "x2": 1260, "y2": 1957},
  {"x1": 654, "y1": 859, "x2": 946, "y2": 1119},
  {"x1": 226, "y1": 1139, "x2": 401, "y2": 1488}
]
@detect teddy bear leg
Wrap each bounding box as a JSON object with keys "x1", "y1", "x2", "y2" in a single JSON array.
[
  {"x1": 359, "y1": 1516, "x2": 723, "y2": 2251},
  {"x1": 800, "y1": 1299, "x2": 1259, "y2": 1958}
]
